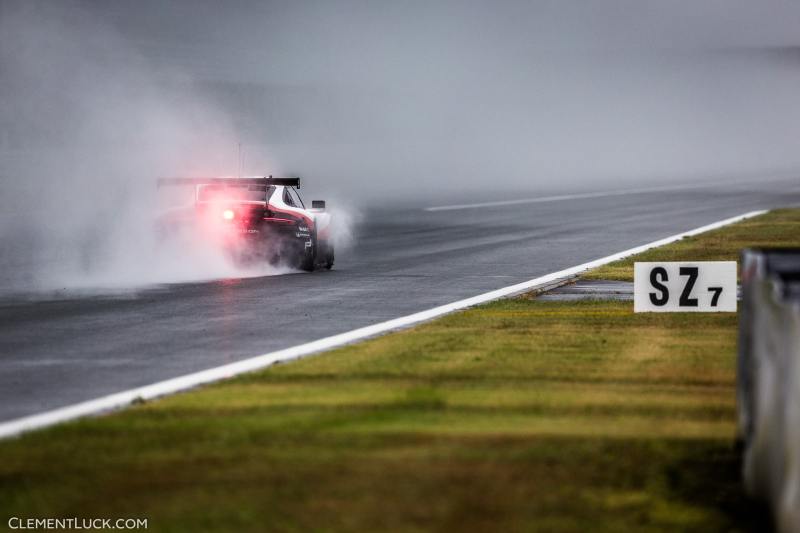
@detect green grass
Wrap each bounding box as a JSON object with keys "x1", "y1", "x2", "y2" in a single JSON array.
[
  {"x1": 2, "y1": 209, "x2": 798, "y2": 532},
  {"x1": 585, "y1": 208, "x2": 800, "y2": 281}
]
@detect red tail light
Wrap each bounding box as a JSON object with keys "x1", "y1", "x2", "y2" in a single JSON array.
[{"x1": 222, "y1": 209, "x2": 235, "y2": 220}]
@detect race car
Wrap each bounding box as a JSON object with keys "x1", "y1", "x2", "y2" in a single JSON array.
[{"x1": 156, "y1": 176, "x2": 333, "y2": 271}]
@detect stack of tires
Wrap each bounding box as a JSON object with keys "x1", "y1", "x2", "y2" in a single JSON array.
[{"x1": 738, "y1": 248, "x2": 800, "y2": 533}]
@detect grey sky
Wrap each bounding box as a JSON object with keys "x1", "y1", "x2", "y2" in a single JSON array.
[
  {"x1": 90, "y1": 1, "x2": 800, "y2": 83},
  {"x1": 2, "y1": 0, "x2": 800, "y2": 201}
]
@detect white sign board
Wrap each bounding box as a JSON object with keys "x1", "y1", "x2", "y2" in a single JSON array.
[{"x1": 634, "y1": 261, "x2": 737, "y2": 312}]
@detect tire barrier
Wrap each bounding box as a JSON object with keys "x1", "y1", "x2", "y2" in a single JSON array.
[{"x1": 738, "y1": 248, "x2": 800, "y2": 533}]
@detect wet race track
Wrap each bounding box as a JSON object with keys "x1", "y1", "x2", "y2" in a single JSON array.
[{"x1": 1, "y1": 179, "x2": 799, "y2": 422}]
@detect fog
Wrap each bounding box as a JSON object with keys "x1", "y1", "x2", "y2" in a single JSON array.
[
  {"x1": 1, "y1": 0, "x2": 800, "y2": 292},
  {"x1": 0, "y1": 1, "x2": 272, "y2": 293}
]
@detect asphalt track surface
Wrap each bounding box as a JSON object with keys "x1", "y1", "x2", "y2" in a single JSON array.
[{"x1": 1, "y1": 180, "x2": 799, "y2": 423}]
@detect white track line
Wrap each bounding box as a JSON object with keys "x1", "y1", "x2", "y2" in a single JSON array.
[
  {"x1": 0, "y1": 209, "x2": 766, "y2": 440},
  {"x1": 424, "y1": 182, "x2": 728, "y2": 212}
]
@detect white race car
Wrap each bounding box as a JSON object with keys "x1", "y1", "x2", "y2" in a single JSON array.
[{"x1": 156, "y1": 176, "x2": 333, "y2": 271}]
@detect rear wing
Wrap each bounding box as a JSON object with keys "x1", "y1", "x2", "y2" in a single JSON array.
[{"x1": 157, "y1": 176, "x2": 300, "y2": 188}]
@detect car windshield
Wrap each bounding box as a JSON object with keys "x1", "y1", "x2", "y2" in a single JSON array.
[{"x1": 197, "y1": 184, "x2": 274, "y2": 202}]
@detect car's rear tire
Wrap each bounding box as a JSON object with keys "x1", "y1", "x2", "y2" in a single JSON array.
[{"x1": 298, "y1": 249, "x2": 315, "y2": 272}]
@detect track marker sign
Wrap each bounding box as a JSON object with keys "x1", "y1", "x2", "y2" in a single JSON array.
[{"x1": 634, "y1": 262, "x2": 737, "y2": 312}]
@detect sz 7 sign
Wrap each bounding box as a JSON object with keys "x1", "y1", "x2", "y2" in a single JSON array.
[{"x1": 633, "y1": 262, "x2": 737, "y2": 312}]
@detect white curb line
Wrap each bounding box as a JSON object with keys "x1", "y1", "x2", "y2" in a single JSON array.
[
  {"x1": 0, "y1": 209, "x2": 767, "y2": 439},
  {"x1": 424, "y1": 181, "x2": 729, "y2": 212}
]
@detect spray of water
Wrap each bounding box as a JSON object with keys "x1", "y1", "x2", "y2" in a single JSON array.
[{"x1": 0, "y1": 1, "x2": 351, "y2": 295}]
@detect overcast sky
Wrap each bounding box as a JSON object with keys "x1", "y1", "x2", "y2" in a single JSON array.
[
  {"x1": 87, "y1": 1, "x2": 800, "y2": 81},
  {"x1": 2, "y1": 0, "x2": 800, "y2": 202}
]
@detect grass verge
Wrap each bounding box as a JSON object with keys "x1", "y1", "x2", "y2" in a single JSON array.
[
  {"x1": 3, "y1": 209, "x2": 798, "y2": 532},
  {"x1": 585, "y1": 208, "x2": 800, "y2": 281}
]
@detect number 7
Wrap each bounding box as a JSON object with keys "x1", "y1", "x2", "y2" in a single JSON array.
[{"x1": 708, "y1": 287, "x2": 723, "y2": 307}]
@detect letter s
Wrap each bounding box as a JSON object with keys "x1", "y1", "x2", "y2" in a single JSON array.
[{"x1": 649, "y1": 267, "x2": 669, "y2": 306}]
